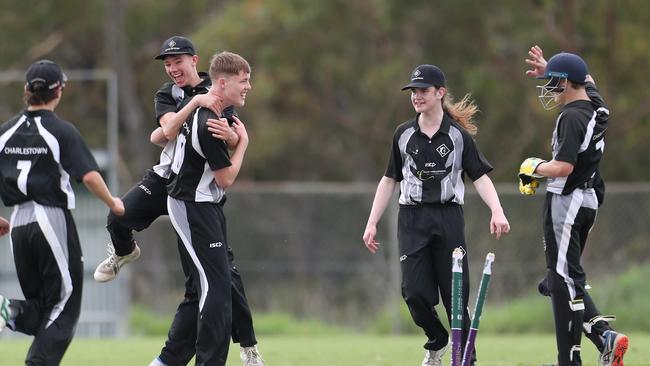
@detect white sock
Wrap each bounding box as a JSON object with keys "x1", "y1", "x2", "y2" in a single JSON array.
[{"x1": 149, "y1": 357, "x2": 167, "y2": 366}]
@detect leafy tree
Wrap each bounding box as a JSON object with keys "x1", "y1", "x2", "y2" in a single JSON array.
[{"x1": 1, "y1": 0, "x2": 649, "y2": 182}]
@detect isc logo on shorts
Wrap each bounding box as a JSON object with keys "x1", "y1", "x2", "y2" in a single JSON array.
[{"x1": 209, "y1": 242, "x2": 223, "y2": 248}]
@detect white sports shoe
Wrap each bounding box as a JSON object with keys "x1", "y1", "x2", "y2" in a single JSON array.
[
  {"x1": 240, "y1": 345, "x2": 265, "y2": 366},
  {"x1": 421, "y1": 343, "x2": 449, "y2": 366},
  {"x1": 93, "y1": 243, "x2": 141, "y2": 282},
  {"x1": 0, "y1": 295, "x2": 10, "y2": 332}
]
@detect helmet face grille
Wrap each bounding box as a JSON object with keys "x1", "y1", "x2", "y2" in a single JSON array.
[{"x1": 537, "y1": 77, "x2": 566, "y2": 110}]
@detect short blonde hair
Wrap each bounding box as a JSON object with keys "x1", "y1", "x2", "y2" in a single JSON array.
[{"x1": 209, "y1": 51, "x2": 251, "y2": 80}]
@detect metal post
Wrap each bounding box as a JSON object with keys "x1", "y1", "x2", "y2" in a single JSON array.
[
  {"x1": 106, "y1": 70, "x2": 119, "y2": 192},
  {"x1": 387, "y1": 193, "x2": 402, "y2": 333}
]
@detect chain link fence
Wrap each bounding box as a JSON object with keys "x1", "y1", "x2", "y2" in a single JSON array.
[
  {"x1": 126, "y1": 182, "x2": 650, "y2": 330},
  {"x1": 1, "y1": 182, "x2": 649, "y2": 336}
]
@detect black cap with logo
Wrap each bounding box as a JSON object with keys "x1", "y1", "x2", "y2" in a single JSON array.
[
  {"x1": 401, "y1": 64, "x2": 446, "y2": 90},
  {"x1": 25, "y1": 59, "x2": 68, "y2": 92},
  {"x1": 155, "y1": 36, "x2": 197, "y2": 60}
]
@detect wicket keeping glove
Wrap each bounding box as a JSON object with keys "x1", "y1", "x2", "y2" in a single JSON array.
[
  {"x1": 519, "y1": 178, "x2": 540, "y2": 195},
  {"x1": 518, "y1": 157, "x2": 545, "y2": 195}
]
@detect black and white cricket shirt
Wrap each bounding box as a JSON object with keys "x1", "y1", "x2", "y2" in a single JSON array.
[
  {"x1": 167, "y1": 107, "x2": 231, "y2": 203},
  {"x1": 385, "y1": 113, "x2": 492, "y2": 205},
  {"x1": 152, "y1": 72, "x2": 212, "y2": 179},
  {"x1": 0, "y1": 110, "x2": 99, "y2": 209},
  {"x1": 547, "y1": 82, "x2": 608, "y2": 195}
]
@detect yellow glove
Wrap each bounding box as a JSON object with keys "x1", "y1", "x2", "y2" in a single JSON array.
[
  {"x1": 519, "y1": 178, "x2": 540, "y2": 195},
  {"x1": 518, "y1": 157, "x2": 546, "y2": 184},
  {"x1": 518, "y1": 157, "x2": 545, "y2": 195}
]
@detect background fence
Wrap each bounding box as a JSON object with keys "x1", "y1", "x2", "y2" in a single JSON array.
[{"x1": 1, "y1": 182, "x2": 649, "y2": 336}]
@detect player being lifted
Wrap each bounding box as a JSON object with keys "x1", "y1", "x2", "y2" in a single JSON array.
[
  {"x1": 0, "y1": 60, "x2": 124, "y2": 365},
  {"x1": 520, "y1": 45, "x2": 628, "y2": 366}
]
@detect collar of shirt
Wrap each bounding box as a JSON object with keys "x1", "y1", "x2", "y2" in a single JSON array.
[
  {"x1": 412, "y1": 112, "x2": 453, "y2": 136},
  {"x1": 24, "y1": 109, "x2": 55, "y2": 119},
  {"x1": 561, "y1": 99, "x2": 593, "y2": 112},
  {"x1": 182, "y1": 71, "x2": 211, "y2": 95}
]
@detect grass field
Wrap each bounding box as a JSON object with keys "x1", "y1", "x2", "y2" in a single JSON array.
[{"x1": 0, "y1": 333, "x2": 648, "y2": 365}]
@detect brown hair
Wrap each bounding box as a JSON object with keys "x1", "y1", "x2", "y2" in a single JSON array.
[
  {"x1": 568, "y1": 80, "x2": 584, "y2": 90},
  {"x1": 23, "y1": 88, "x2": 58, "y2": 107},
  {"x1": 442, "y1": 91, "x2": 478, "y2": 136},
  {"x1": 209, "y1": 51, "x2": 251, "y2": 80}
]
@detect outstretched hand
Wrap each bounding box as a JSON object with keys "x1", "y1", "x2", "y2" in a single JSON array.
[
  {"x1": 525, "y1": 45, "x2": 547, "y2": 78},
  {"x1": 196, "y1": 90, "x2": 224, "y2": 117}
]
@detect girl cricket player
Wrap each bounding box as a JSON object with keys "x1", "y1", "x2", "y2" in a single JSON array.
[{"x1": 363, "y1": 64, "x2": 510, "y2": 366}]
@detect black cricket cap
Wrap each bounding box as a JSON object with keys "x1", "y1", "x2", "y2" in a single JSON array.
[
  {"x1": 155, "y1": 36, "x2": 196, "y2": 60},
  {"x1": 401, "y1": 64, "x2": 446, "y2": 90},
  {"x1": 25, "y1": 59, "x2": 67, "y2": 92}
]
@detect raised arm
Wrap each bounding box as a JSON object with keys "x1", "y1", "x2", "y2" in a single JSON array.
[
  {"x1": 160, "y1": 91, "x2": 223, "y2": 140},
  {"x1": 525, "y1": 45, "x2": 547, "y2": 78},
  {"x1": 584, "y1": 75, "x2": 607, "y2": 108}
]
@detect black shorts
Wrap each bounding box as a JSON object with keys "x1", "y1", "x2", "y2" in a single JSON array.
[{"x1": 398, "y1": 203, "x2": 465, "y2": 255}]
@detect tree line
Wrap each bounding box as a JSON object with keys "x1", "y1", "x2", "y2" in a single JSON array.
[{"x1": 1, "y1": 0, "x2": 648, "y2": 185}]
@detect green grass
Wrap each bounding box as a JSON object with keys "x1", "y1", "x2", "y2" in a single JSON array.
[
  {"x1": 3, "y1": 266, "x2": 649, "y2": 364},
  {"x1": 131, "y1": 308, "x2": 349, "y2": 337},
  {"x1": 481, "y1": 265, "x2": 650, "y2": 334},
  {"x1": 1, "y1": 333, "x2": 648, "y2": 365}
]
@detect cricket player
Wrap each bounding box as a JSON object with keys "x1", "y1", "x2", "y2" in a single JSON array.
[
  {"x1": 164, "y1": 50, "x2": 252, "y2": 366},
  {"x1": 520, "y1": 45, "x2": 628, "y2": 366},
  {"x1": 0, "y1": 59, "x2": 124, "y2": 365},
  {"x1": 363, "y1": 64, "x2": 510, "y2": 366},
  {"x1": 91, "y1": 35, "x2": 262, "y2": 365}
]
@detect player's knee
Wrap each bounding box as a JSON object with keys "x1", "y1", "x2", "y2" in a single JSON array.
[
  {"x1": 106, "y1": 212, "x2": 118, "y2": 227},
  {"x1": 401, "y1": 284, "x2": 434, "y2": 307},
  {"x1": 537, "y1": 276, "x2": 551, "y2": 296},
  {"x1": 546, "y1": 271, "x2": 568, "y2": 293},
  {"x1": 106, "y1": 212, "x2": 126, "y2": 232}
]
